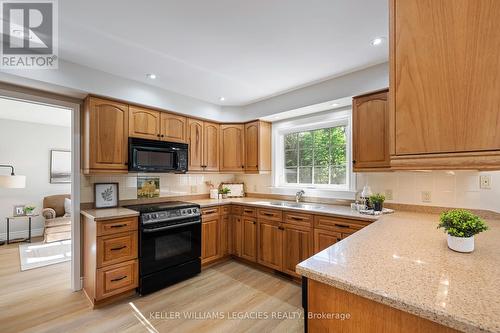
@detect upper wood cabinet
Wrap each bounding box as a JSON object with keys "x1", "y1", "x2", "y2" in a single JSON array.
[
  {"x1": 187, "y1": 119, "x2": 220, "y2": 172},
  {"x1": 244, "y1": 121, "x2": 272, "y2": 173},
  {"x1": 203, "y1": 122, "x2": 220, "y2": 171},
  {"x1": 82, "y1": 97, "x2": 129, "y2": 174},
  {"x1": 160, "y1": 113, "x2": 187, "y2": 143},
  {"x1": 220, "y1": 124, "x2": 245, "y2": 172},
  {"x1": 352, "y1": 89, "x2": 390, "y2": 171},
  {"x1": 390, "y1": 0, "x2": 500, "y2": 170},
  {"x1": 128, "y1": 106, "x2": 161, "y2": 140}
]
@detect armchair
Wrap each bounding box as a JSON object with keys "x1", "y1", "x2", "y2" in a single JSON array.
[{"x1": 42, "y1": 194, "x2": 71, "y2": 243}]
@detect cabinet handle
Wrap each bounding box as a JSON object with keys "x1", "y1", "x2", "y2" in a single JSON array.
[
  {"x1": 111, "y1": 275, "x2": 127, "y2": 282},
  {"x1": 290, "y1": 216, "x2": 305, "y2": 221},
  {"x1": 334, "y1": 223, "x2": 350, "y2": 228},
  {"x1": 110, "y1": 245, "x2": 127, "y2": 251},
  {"x1": 278, "y1": 226, "x2": 284, "y2": 230},
  {"x1": 244, "y1": 209, "x2": 253, "y2": 213},
  {"x1": 157, "y1": 134, "x2": 161, "y2": 137},
  {"x1": 241, "y1": 165, "x2": 244, "y2": 168},
  {"x1": 336, "y1": 238, "x2": 342, "y2": 242},
  {"x1": 110, "y1": 224, "x2": 127, "y2": 228},
  {"x1": 252, "y1": 221, "x2": 256, "y2": 225},
  {"x1": 352, "y1": 160, "x2": 356, "y2": 164},
  {"x1": 124, "y1": 162, "x2": 128, "y2": 166},
  {"x1": 161, "y1": 134, "x2": 165, "y2": 138},
  {"x1": 203, "y1": 209, "x2": 217, "y2": 215},
  {"x1": 263, "y1": 212, "x2": 274, "y2": 216}
]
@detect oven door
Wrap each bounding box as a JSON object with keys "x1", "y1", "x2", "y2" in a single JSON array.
[{"x1": 140, "y1": 219, "x2": 201, "y2": 276}]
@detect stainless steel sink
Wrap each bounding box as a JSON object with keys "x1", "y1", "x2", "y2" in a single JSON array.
[{"x1": 255, "y1": 201, "x2": 325, "y2": 210}]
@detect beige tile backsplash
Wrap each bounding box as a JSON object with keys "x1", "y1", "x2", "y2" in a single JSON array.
[{"x1": 81, "y1": 173, "x2": 236, "y2": 203}]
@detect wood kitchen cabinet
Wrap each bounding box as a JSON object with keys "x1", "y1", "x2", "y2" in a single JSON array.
[
  {"x1": 220, "y1": 124, "x2": 245, "y2": 172},
  {"x1": 282, "y1": 223, "x2": 312, "y2": 277},
  {"x1": 232, "y1": 214, "x2": 243, "y2": 257},
  {"x1": 390, "y1": 0, "x2": 500, "y2": 170},
  {"x1": 160, "y1": 113, "x2": 187, "y2": 143},
  {"x1": 201, "y1": 208, "x2": 220, "y2": 265},
  {"x1": 220, "y1": 209, "x2": 230, "y2": 256},
  {"x1": 128, "y1": 106, "x2": 161, "y2": 140},
  {"x1": 352, "y1": 89, "x2": 390, "y2": 171},
  {"x1": 82, "y1": 97, "x2": 129, "y2": 174},
  {"x1": 240, "y1": 217, "x2": 257, "y2": 262},
  {"x1": 129, "y1": 106, "x2": 187, "y2": 143},
  {"x1": 313, "y1": 228, "x2": 341, "y2": 253},
  {"x1": 244, "y1": 121, "x2": 272, "y2": 173},
  {"x1": 257, "y1": 219, "x2": 283, "y2": 270},
  {"x1": 187, "y1": 119, "x2": 219, "y2": 172}
]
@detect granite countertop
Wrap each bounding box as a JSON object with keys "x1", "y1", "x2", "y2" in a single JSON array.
[
  {"x1": 296, "y1": 211, "x2": 500, "y2": 333},
  {"x1": 81, "y1": 207, "x2": 139, "y2": 221},
  {"x1": 187, "y1": 197, "x2": 378, "y2": 222}
]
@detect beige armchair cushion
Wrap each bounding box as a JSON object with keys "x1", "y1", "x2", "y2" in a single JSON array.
[
  {"x1": 42, "y1": 208, "x2": 56, "y2": 220},
  {"x1": 43, "y1": 194, "x2": 70, "y2": 217}
]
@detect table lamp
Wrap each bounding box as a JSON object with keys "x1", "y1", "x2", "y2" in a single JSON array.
[{"x1": 0, "y1": 164, "x2": 26, "y2": 245}]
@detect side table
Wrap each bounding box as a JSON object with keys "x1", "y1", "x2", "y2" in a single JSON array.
[{"x1": 6, "y1": 215, "x2": 38, "y2": 244}]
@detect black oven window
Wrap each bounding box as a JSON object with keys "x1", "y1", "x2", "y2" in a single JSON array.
[
  {"x1": 155, "y1": 231, "x2": 192, "y2": 260},
  {"x1": 137, "y1": 150, "x2": 174, "y2": 168}
]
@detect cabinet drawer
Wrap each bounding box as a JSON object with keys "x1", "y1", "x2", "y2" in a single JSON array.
[
  {"x1": 284, "y1": 211, "x2": 313, "y2": 227},
  {"x1": 96, "y1": 260, "x2": 138, "y2": 300},
  {"x1": 257, "y1": 208, "x2": 282, "y2": 222},
  {"x1": 242, "y1": 206, "x2": 257, "y2": 217},
  {"x1": 314, "y1": 215, "x2": 367, "y2": 234},
  {"x1": 232, "y1": 205, "x2": 243, "y2": 215},
  {"x1": 97, "y1": 232, "x2": 138, "y2": 268},
  {"x1": 97, "y1": 217, "x2": 138, "y2": 236},
  {"x1": 201, "y1": 207, "x2": 220, "y2": 219},
  {"x1": 221, "y1": 205, "x2": 231, "y2": 215}
]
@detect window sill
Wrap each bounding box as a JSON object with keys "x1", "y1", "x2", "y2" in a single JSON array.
[{"x1": 270, "y1": 186, "x2": 356, "y2": 200}]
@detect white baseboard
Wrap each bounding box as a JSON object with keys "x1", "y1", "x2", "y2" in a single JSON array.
[{"x1": 0, "y1": 228, "x2": 44, "y2": 240}]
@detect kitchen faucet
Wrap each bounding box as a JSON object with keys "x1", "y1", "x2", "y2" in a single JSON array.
[{"x1": 295, "y1": 190, "x2": 305, "y2": 203}]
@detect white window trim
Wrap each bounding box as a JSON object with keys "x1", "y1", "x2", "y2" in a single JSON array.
[{"x1": 271, "y1": 107, "x2": 356, "y2": 199}]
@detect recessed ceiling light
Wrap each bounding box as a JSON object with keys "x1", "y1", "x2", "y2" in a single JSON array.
[
  {"x1": 370, "y1": 37, "x2": 385, "y2": 46},
  {"x1": 146, "y1": 73, "x2": 157, "y2": 79},
  {"x1": 332, "y1": 103, "x2": 340, "y2": 107},
  {"x1": 219, "y1": 97, "x2": 225, "y2": 102}
]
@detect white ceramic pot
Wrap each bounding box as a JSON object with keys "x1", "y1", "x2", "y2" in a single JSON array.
[{"x1": 447, "y1": 234, "x2": 474, "y2": 253}]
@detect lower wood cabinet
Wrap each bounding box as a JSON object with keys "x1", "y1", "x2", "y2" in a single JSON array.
[
  {"x1": 220, "y1": 212, "x2": 230, "y2": 256},
  {"x1": 282, "y1": 223, "x2": 313, "y2": 277},
  {"x1": 241, "y1": 217, "x2": 257, "y2": 262},
  {"x1": 313, "y1": 228, "x2": 342, "y2": 253},
  {"x1": 201, "y1": 217, "x2": 219, "y2": 264},
  {"x1": 232, "y1": 215, "x2": 242, "y2": 256},
  {"x1": 257, "y1": 219, "x2": 283, "y2": 270},
  {"x1": 82, "y1": 215, "x2": 139, "y2": 306}
]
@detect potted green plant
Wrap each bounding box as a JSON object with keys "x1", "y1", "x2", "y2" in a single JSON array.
[
  {"x1": 24, "y1": 206, "x2": 36, "y2": 216},
  {"x1": 218, "y1": 186, "x2": 231, "y2": 199},
  {"x1": 369, "y1": 193, "x2": 385, "y2": 212},
  {"x1": 438, "y1": 209, "x2": 488, "y2": 253}
]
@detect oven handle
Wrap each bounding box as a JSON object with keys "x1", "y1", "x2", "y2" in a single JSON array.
[{"x1": 142, "y1": 220, "x2": 201, "y2": 233}]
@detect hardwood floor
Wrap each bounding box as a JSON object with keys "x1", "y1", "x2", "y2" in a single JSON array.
[{"x1": 0, "y1": 242, "x2": 303, "y2": 333}]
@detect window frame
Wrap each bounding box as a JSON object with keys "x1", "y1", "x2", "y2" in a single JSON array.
[{"x1": 272, "y1": 108, "x2": 354, "y2": 193}]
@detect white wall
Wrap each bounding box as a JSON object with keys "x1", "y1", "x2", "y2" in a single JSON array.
[{"x1": 0, "y1": 119, "x2": 71, "y2": 238}]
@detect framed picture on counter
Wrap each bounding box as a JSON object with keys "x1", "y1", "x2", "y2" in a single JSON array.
[{"x1": 94, "y1": 183, "x2": 119, "y2": 209}]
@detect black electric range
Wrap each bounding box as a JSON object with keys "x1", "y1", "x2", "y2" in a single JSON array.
[{"x1": 125, "y1": 201, "x2": 201, "y2": 295}]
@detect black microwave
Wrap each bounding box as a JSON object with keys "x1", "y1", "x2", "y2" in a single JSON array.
[{"x1": 129, "y1": 138, "x2": 188, "y2": 173}]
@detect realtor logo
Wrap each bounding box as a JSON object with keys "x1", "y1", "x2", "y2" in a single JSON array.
[{"x1": 1, "y1": 0, "x2": 58, "y2": 68}]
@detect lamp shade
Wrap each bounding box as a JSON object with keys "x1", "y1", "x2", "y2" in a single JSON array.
[{"x1": 0, "y1": 175, "x2": 26, "y2": 188}]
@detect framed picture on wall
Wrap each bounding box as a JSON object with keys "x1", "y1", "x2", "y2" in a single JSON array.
[
  {"x1": 50, "y1": 150, "x2": 71, "y2": 183},
  {"x1": 94, "y1": 183, "x2": 119, "y2": 209}
]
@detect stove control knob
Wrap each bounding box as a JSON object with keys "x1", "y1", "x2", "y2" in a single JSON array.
[{"x1": 187, "y1": 209, "x2": 192, "y2": 214}]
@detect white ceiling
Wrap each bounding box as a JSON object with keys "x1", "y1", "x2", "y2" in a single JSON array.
[
  {"x1": 59, "y1": 0, "x2": 388, "y2": 106},
  {"x1": 0, "y1": 98, "x2": 71, "y2": 127}
]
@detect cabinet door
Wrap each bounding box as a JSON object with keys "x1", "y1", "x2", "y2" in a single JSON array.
[
  {"x1": 187, "y1": 119, "x2": 204, "y2": 171},
  {"x1": 160, "y1": 113, "x2": 186, "y2": 143},
  {"x1": 352, "y1": 90, "x2": 389, "y2": 170},
  {"x1": 201, "y1": 217, "x2": 219, "y2": 264},
  {"x1": 313, "y1": 228, "x2": 341, "y2": 254},
  {"x1": 220, "y1": 124, "x2": 245, "y2": 172},
  {"x1": 232, "y1": 215, "x2": 242, "y2": 256},
  {"x1": 240, "y1": 217, "x2": 257, "y2": 262},
  {"x1": 257, "y1": 219, "x2": 282, "y2": 270},
  {"x1": 245, "y1": 121, "x2": 259, "y2": 172},
  {"x1": 203, "y1": 122, "x2": 220, "y2": 171},
  {"x1": 129, "y1": 106, "x2": 160, "y2": 140},
  {"x1": 220, "y1": 214, "x2": 229, "y2": 256},
  {"x1": 88, "y1": 97, "x2": 129, "y2": 171},
  {"x1": 392, "y1": 0, "x2": 500, "y2": 156},
  {"x1": 282, "y1": 224, "x2": 312, "y2": 277}
]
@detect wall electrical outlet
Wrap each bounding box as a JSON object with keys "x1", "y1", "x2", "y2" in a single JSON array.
[
  {"x1": 480, "y1": 175, "x2": 492, "y2": 189},
  {"x1": 421, "y1": 191, "x2": 432, "y2": 203},
  {"x1": 385, "y1": 189, "x2": 393, "y2": 201}
]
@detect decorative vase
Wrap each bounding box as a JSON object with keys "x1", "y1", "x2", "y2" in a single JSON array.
[
  {"x1": 447, "y1": 234, "x2": 474, "y2": 253},
  {"x1": 373, "y1": 202, "x2": 383, "y2": 212},
  {"x1": 221, "y1": 194, "x2": 228, "y2": 199}
]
